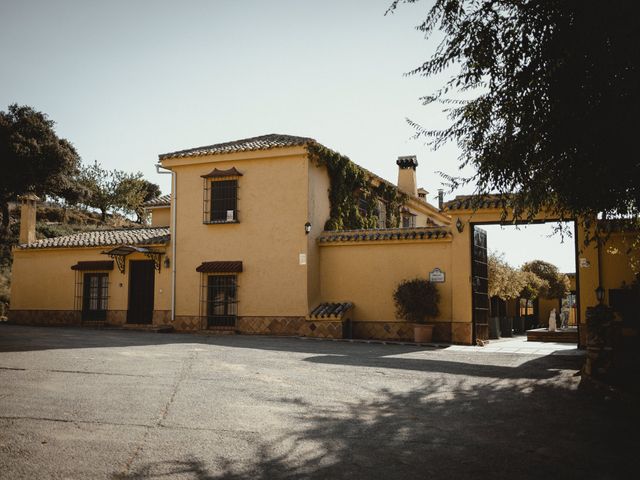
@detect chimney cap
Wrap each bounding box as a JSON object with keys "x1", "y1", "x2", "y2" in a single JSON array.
[
  {"x1": 396, "y1": 155, "x2": 418, "y2": 169},
  {"x1": 18, "y1": 193, "x2": 40, "y2": 202}
]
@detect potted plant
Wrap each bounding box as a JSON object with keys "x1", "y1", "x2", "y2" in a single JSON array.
[{"x1": 393, "y1": 278, "x2": 440, "y2": 343}]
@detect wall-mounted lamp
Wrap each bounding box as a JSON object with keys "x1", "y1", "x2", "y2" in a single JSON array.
[
  {"x1": 456, "y1": 217, "x2": 464, "y2": 233},
  {"x1": 595, "y1": 285, "x2": 605, "y2": 304},
  {"x1": 163, "y1": 257, "x2": 171, "y2": 269},
  {"x1": 304, "y1": 222, "x2": 312, "y2": 235}
]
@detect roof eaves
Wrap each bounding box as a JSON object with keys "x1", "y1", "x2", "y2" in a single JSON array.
[{"x1": 158, "y1": 133, "x2": 315, "y2": 161}]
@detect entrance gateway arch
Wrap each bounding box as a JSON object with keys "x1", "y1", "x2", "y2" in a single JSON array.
[{"x1": 443, "y1": 195, "x2": 600, "y2": 348}]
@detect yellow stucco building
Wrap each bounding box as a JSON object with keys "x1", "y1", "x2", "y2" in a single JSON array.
[{"x1": 9, "y1": 134, "x2": 639, "y2": 345}]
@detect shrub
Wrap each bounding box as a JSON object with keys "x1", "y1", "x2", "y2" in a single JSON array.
[{"x1": 393, "y1": 278, "x2": 440, "y2": 324}]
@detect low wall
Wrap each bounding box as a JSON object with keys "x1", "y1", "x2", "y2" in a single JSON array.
[{"x1": 318, "y1": 236, "x2": 473, "y2": 345}]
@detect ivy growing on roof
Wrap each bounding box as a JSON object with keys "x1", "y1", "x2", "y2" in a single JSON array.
[{"x1": 307, "y1": 143, "x2": 407, "y2": 231}]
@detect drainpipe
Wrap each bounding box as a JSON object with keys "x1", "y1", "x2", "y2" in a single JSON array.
[
  {"x1": 156, "y1": 164, "x2": 177, "y2": 322},
  {"x1": 171, "y1": 170, "x2": 177, "y2": 322}
]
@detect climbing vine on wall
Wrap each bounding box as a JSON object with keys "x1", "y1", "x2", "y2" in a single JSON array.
[{"x1": 307, "y1": 143, "x2": 407, "y2": 231}]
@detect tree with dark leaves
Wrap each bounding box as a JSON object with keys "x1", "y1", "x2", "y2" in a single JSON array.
[
  {"x1": 388, "y1": 0, "x2": 639, "y2": 230},
  {"x1": 522, "y1": 259, "x2": 570, "y2": 300},
  {"x1": 0, "y1": 104, "x2": 80, "y2": 235}
]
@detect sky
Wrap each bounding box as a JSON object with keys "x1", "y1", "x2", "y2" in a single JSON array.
[
  {"x1": 483, "y1": 223, "x2": 576, "y2": 274},
  {"x1": 0, "y1": 0, "x2": 574, "y2": 272}
]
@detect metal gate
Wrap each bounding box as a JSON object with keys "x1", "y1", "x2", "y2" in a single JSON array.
[{"x1": 472, "y1": 227, "x2": 489, "y2": 342}]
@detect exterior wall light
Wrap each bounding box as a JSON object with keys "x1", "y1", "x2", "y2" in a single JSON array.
[
  {"x1": 456, "y1": 217, "x2": 464, "y2": 233},
  {"x1": 304, "y1": 222, "x2": 312, "y2": 235},
  {"x1": 163, "y1": 256, "x2": 171, "y2": 269},
  {"x1": 595, "y1": 285, "x2": 605, "y2": 304}
]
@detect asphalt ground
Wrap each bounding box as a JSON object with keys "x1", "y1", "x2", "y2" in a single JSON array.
[{"x1": 0, "y1": 324, "x2": 637, "y2": 479}]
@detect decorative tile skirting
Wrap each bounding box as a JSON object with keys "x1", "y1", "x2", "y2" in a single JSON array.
[
  {"x1": 107, "y1": 310, "x2": 126, "y2": 326},
  {"x1": 352, "y1": 321, "x2": 414, "y2": 342},
  {"x1": 153, "y1": 310, "x2": 171, "y2": 326},
  {"x1": 7, "y1": 309, "x2": 474, "y2": 344},
  {"x1": 352, "y1": 321, "x2": 473, "y2": 345},
  {"x1": 173, "y1": 316, "x2": 203, "y2": 332},
  {"x1": 302, "y1": 319, "x2": 347, "y2": 339},
  {"x1": 237, "y1": 316, "x2": 306, "y2": 336},
  {"x1": 8, "y1": 310, "x2": 81, "y2": 327},
  {"x1": 451, "y1": 322, "x2": 473, "y2": 345}
]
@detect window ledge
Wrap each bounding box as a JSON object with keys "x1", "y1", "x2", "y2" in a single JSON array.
[{"x1": 203, "y1": 220, "x2": 240, "y2": 225}]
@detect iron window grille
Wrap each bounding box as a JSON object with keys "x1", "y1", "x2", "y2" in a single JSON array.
[
  {"x1": 203, "y1": 178, "x2": 239, "y2": 224},
  {"x1": 200, "y1": 274, "x2": 238, "y2": 328},
  {"x1": 74, "y1": 271, "x2": 109, "y2": 321}
]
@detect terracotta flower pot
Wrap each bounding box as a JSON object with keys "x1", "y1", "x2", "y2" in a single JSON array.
[{"x1": 414, "y1": 324, "x2": 434, "y2": 343}]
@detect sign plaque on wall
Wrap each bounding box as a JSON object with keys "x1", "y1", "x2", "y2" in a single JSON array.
[
  {"x1": 579, "y1": 257, "x2": 591, "y2": 268},
  {"x1": 429, "y1": 267, "x2": 445, "y2": 283}
]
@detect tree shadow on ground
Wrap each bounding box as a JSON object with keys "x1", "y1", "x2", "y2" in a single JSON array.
[{"x1": 115, "y1": 368, "x2": 639, "y2": 480}]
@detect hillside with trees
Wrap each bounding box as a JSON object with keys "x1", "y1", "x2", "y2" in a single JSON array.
[{"x1": 0, "y1": 103, "x2": 161, "y2": 317}]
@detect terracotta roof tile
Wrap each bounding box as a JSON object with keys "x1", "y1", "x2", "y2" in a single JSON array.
[
  {"x1": 308, "y1": 302, "x2": 353, "y2": 320},
  {"x1": 442, "y1": 194, "x2": 511, "y2": 211},
  {"x1": 70, "y1": 261, "x2": 114, "y2": 271},
  {"x1": 159, "y1": 134, "x2": 315, "y2": 160},
  {"x1": 201, "y1": 167, "x2": 243, "y2": 178},
  {"x1": 318, "y1": 227, "x2": 452, "y2": 244},
  {"x1": 18, "y1": 227, "x2": 170, "y2": 250},
  {"x1": 142, "y1": 194, "x2": 171, "y2": 207},
  {"x1": 196, "y1": 261, "x2": 243, "y2": 273}
]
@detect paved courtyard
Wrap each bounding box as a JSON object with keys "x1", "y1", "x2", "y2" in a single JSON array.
[{"x1": 0, "y1": 325, "x2": 637, "y2": 479}]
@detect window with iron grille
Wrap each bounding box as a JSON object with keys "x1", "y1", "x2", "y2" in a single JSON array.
[
  {"x1": 203, "y1": 179, "x2": 239, "y2": 223},
  {"x1": 201, "y1": 274, "x2": 238, "y2": 328}
]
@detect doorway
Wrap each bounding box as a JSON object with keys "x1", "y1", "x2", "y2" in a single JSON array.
[
  {"x1": 82, "y1": 272, "x2": 108, "y2": 322},
  {"x1": 127, "y1": 260, "x2": 155, "y2": 324},
  {"x1": 470, "y1": 220, "x2": 581, "y2": 346}
]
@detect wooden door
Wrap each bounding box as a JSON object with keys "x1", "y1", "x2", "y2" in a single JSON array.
[{"x1": 127, "y1": 260, "x2": 155, "y2": 324}]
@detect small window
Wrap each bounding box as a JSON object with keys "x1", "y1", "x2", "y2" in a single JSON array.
[
  {"x1": 401, "y1": 213, "x2": 416, "y2": 228},
  {"x1": 357, "y1": 197, "x2": 368, "y2": 219},
  {"x1": 202, "y1": 274, "x2": 238, "y2": 328},
  {"x1": 203, "y1": 179, "x2": 238, "y2": 223},
  {"x1": 82, "y1": 273, "x2": 108, "y2": 321},
  {"x1": 376, "y1": 200, "x2": 387, "y2": 228}
]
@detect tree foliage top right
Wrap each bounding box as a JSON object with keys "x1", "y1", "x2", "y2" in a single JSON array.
[{"x1": 389, "y1": 0, "x2": 639, "y2": 227}]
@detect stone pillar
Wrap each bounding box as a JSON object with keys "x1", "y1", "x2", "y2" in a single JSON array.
[{"x1": 18, "y1": 193, "x2": 39, "y2": 245}]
